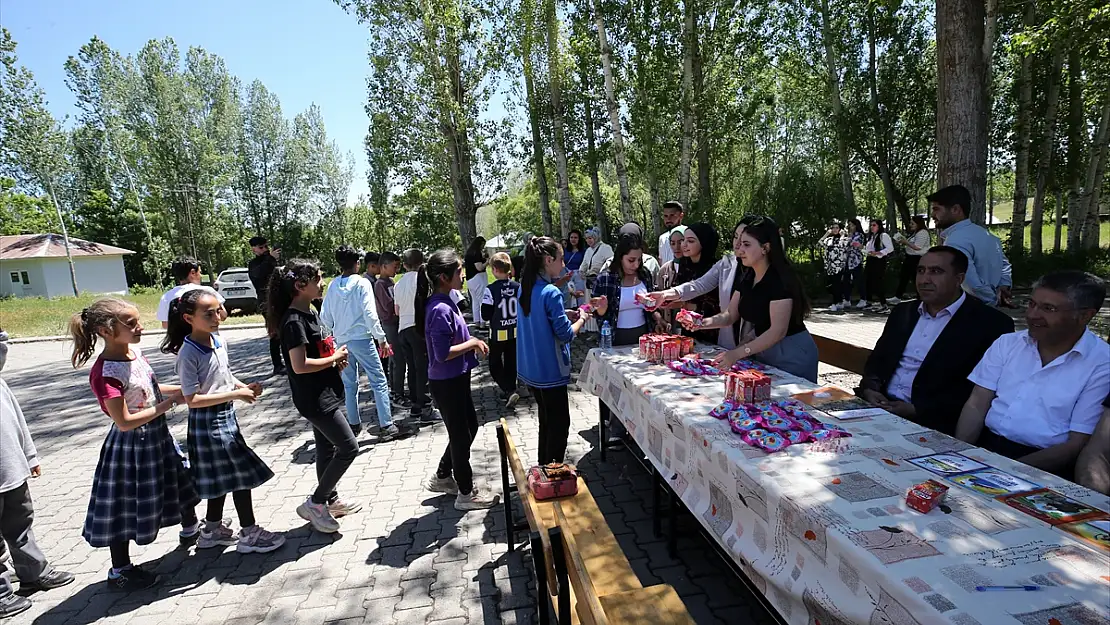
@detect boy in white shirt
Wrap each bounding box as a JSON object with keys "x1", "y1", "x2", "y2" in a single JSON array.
[
  {"x1": 394, "y1": 249, "x2": 438, "y2": 422},
  {"x1": 156, "y1": 257, "x2": 226, "y2": 329}
]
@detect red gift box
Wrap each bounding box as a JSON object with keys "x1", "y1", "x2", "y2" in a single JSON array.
[
  {"x1": 318, "y1": 336, "x2": 336, "y2": 358},
  {"x1": 906, "y1": 480, "x2": 949, "y2": 514}
]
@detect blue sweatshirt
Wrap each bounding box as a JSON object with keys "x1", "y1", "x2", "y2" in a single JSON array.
[{"x1": 517, "y1": 277, "x2": 575, "y2": 388}]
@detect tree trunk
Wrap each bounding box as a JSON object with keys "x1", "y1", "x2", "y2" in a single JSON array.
[
  {"x1": 635, "y1": 0, "x2": 663, "y2": 244},
  {"x1": 1054, "y1": 188, "x2": 1063, "y2": 253},
  {"x1": 1082, "y1": 102, "x2": 1110, "y2": 249},
  {"x1": 592, "y1": 0, "x2": 634, "y2": 223},
  {"x1": 580, "y1": 62, "x2": 609, "y2": 241},
  {"x1": 1066, "y1": 51, "x2": 1084, "y2": 251},
  {"x1": 677, "y1": 0, "x2": 695, "y2": 208},
  {"x1": 1009, "y1": 3, "x2": 1035, "y2": 254},
  {"x1": 936, "y1": 0, "x2": 988, "y2": 225},
  {"x1": 867, "y1": 6, "x2": 901, "y2": 229},
  {"x1": 523, "y1": 45, "x2": 554, "y2": 238},
  {"x1": 1030, "y1": 46, "x2": 1064, "y2": 257},
  {"x1": 819, "y1": 0, "x2": 856, "y2": 211},
  {"x1": 544, "y1": 0, "x2": 572, "y2": 239},
  {"x1": 691, "y1": 4, "x2": 711, "y2": 221}
]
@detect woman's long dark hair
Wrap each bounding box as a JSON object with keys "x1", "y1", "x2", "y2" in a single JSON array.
[
  {"x1": 848, "y1": 218, "x2": 864, "y2": 236},
  {"x1": 567, "y1": 229, "x2": 585, "y2": 253},
  {"x1": 264, "y1": 259, "x2": 322, "y2": 336},
  {"x1": 911, "y1": 215, "x2": 927, "y2": 232},
  {"x1": 869, "y1": 219, "x2": 887, "y2": 252},
  {"x1": 464, "y1": 236, "x2": 486, "y2": 260},
  {"x1": 415, "y1": 249, "x2": 461, "y2": 334},
  {"x1": 607, "y1": 234, "x2": 645, "y2": 278},
  {"x1": 520, "y1": 236, "x2": 561, "y2": 317},
  {"x1": 743, "y1": 219, "x2": 811, "y2": 326},
  {"x1": 161, "y1": 289, "x2": 211, "y2": 354}
]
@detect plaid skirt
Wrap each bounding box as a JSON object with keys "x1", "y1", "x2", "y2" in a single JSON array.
[
  {"x1": 83, "y1": 417, "x2": 200, "y2": 548},
  {"x1": 187, "y1": 403, "x2": 273, "y2": 499}
]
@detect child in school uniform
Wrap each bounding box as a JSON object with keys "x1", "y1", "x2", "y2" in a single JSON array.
[
  {"x1": 0, "y1": 330, "x2": 74, "y2": 618},
  {"x1": 480, "y1": 252, "x2": 521, "y2": 408},
  {"x1": 161, "y1": 289, "x2": 284, "y2": 553},
  {"x1": 70, "y1": 298, "x2": 201, "y2": 591},
  {"x1": 266, "y1": 259, "x2": 361, "y2": 534}
]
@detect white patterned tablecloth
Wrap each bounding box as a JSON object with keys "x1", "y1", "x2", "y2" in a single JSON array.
[{"x1": 581, "y1": 345, "x2": 1110, "y2": 625}]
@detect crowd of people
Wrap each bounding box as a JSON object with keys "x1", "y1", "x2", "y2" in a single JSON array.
[{"x1": 0, "y1": 186, "x2": 1106, "y2": 618}]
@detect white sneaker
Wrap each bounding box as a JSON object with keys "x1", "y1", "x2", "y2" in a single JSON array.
[
  {"x1": 455, "y1": 489, "x2": 500, "y2": 511},
  {"x1": 840, "y1": 300, "x2": 851, "y2": 308},
  {"x1": 828, "y1": 304, "x2": 841, "y2": 312},
  {"x1": 426, "y1": 474, "x2": 460, "y2": 495},
  {"x1": 855, "y1": 300, "x2": 868, "y2": 309},
  {"x1": 296, "y1": 498, "x2": 340, "y2": 533},
  {"x1": 327, "y1": 498, "x2": 363, "y2": 518},
  {"x1": 886, "y1": 297, "x2": 901, "y2": 306}
]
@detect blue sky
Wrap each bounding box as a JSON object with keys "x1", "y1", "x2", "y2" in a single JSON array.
[{"x1": 2, "y1": 0, "x2": 376, "y2": 200}]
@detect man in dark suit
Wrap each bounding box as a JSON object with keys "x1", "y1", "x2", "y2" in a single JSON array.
[{"x1": 857, "y1": 246, "x2": 1014, "y2": 435}]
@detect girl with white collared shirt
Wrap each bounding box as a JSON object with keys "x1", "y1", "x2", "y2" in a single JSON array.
[{"x1": 863, "y1": 219, "x2": 894, "y2": 312}]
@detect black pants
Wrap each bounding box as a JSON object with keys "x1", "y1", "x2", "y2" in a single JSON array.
[
  {"x1": 846, "y1": 264, "x2": 865, "y2": 302},
  {"x1": 302, "y1": 406, "x2": 359, "y2": 504},
  {"x1": 206, "y1": 490, "x2": 255, "y2": 527},
  {"x1": 599, "y1": 325, "x2": 648, "y2": 431},
  {"x1": 384, "y1": 322, "x2": 404, "y2": 394},
  {"x1": 532, "y1": 385, "x2": 571, "y2": 465},
  {"x1": 488, "y1": 339, "x2": 517, "y2": 395},
  {"x1": 865, "y1": 257, "x2": 889, "y2": 303},
  {"x1": 827, "y1": 271, "x2": 846, "y2": 303},
  {"x1": 269, "y1": 335, "x2": 283, "y2": 369},
  {"x1": 398, "y1": 327, "x2": 430, "y2": 414},
  {"x1": 429, "y1": 371, "x2": 480, "y2": 494},
  {"x1": 896, "y1": 254, "x2": 922, "y2": 298}
]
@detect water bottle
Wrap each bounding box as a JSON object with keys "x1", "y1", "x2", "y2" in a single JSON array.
[{"x1": 600, "y1": 320, "x2": 612, "y2": 350}]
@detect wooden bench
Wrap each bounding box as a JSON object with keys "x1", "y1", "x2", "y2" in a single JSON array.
[
  {"x1": 552, "y1": 501, "x2": 695, "y2": 625},
  {"x1": 813, "y1": 333, "x2": 872, "y2": 375},
  {"x1": 497, "y1": 419, "x2": 560, "y2": 599}
]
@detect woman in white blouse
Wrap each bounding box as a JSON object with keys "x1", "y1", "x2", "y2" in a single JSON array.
[
  {"x1": 863, "y1": 219, "x2": 894, "y2": 312},
  {"x1": 890, "y1": 215, "x2": 932, "y2": 305}
]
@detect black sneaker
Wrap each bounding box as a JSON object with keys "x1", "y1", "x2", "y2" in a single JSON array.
[
  {"x1": 350, "y1": 423, "x2": 363, "y2": 437},
  {"x1": 0, "y1": 594, "x2": 31, "y2": 618},
  {"x1": 22, "y1": 569, "x2": 75, "y2": 592},
  {"x1": 107, "y1": 566, "x2": 159, "y2": 592},
  {"x1": 415, "y1": 408, "x2": 441, "y2": 424},
  {"x1": 272, "y1": 366, "x2": 288, "y2": 377}
]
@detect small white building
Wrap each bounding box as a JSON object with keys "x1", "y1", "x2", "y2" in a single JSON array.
[{"x1": 0, "y1": 234, "x2": 134, "y2": 298}]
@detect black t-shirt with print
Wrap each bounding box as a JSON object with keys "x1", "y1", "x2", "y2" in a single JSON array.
[
  {"x1": 280, "y1": 307, "x2": 344, "y2": 416},
  {"x1": 732, "y1": 269, "x2": 806, "y2": 337}
]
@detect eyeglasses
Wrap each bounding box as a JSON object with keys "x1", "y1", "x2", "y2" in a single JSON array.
[{"x1": 1026, "y1": 299, "x2": 1089, "y2": 314}]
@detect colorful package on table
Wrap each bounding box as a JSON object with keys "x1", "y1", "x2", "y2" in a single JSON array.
[
  {"x1": 679, "y1": 336, "x2": 695, "y2": 356},
  {"x1": 731, "y1": 359, "x2": 768, "y2": 372},
  {"x1": 906, "y1": 480, "x2": 949, "y2": 514},
  {"x1": 666, "y1": 357, "x2": 721, "y2": 377},
  {"x1": 634, "y1": 291, "x2": 658, "y2": 311},
  {"x1": 705, "y1": 398, "x2": 852, "y2": 454},
  {"x1": 709, "y1": 399, "x2": 737, "y2": 419},
  {"x1": 662, "y1": 338, "x2": 682, "y2": 362},
  {"x1": 676, "y1": 309, "x2": 703, "y2": 328}
]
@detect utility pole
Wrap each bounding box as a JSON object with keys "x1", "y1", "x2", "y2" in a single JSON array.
[{"x1": 46, "y1": 181, "x2": 79, "y2": 297}]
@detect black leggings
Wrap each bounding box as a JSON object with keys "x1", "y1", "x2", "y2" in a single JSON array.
[
  {"x1": 206, "y1": 490, "x2": 255, "y2": 528},
  {"x1": 488, "y1": 339, "x2": 517, "y2": 395},
  {"x1": 896, "y1": 254, "x2": 922, "y2": 298},
  {"x1": 110, "y1": 501, "x2": 198, "y2": 569},
  {"x1": 865, "y1": 257, "x2": 889, "y2": 303},
  {"x1": 302, "y1": 406, "x2": 359, "y2": 504},
  {"x1": 429, "y1": 371, "x2": 480, "y2": 494},
  {"x1": 532, "y1": 385, "x2": 571, "y2": 465},
  {"x1": 269, "y1": 335, "x2": 283, "y2": 369}
]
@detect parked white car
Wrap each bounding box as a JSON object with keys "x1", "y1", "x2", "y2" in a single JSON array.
[{"x1": 214, "y1": 268, "x2": 258, "y2": 314}]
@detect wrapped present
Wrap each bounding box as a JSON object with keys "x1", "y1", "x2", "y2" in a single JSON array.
[
  {"x1": 634, "y1": 290, "x2": 658, "y2": 311},
  {"x1": 676, "y1": 309, "x2": 704, "y2": 328},
  {"x1": 906, "y1": 480, "x2": 949, "y2": 514}
]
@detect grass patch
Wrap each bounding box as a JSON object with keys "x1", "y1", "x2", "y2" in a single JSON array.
[{"x1": 0, "y1": 291, "x2": 263, "y2": 338}]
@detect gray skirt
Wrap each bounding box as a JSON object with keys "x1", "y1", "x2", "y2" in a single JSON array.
[{"x1": 755, "y1": 329, "x2": 819, "y2": 383}]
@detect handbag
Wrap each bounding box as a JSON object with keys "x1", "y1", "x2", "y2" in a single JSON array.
[{"x1": 527, "y1": 463, "x2": 579, "y2": 501}]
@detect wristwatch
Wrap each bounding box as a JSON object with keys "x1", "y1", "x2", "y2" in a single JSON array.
[{"x1": 743, "y1": 346, "x2": 752, "y2": 356}]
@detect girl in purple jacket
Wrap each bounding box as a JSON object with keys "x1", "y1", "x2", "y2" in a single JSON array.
[{"x1": 416, "y1": 249, "x2": 500, "y2": 511}]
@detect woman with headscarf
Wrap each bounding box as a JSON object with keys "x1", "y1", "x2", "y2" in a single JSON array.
[
  {"x1": 654, "y1": 226, "x2": 688, "y2": 331},
  {"x1": 680, "y1": 216, "x2": 818, "y2": 382},
  {"x1": 673, "y1": 223, "x2": 721, "y2": 343},
  {"x1": 464, "y1": 236, "x2": 490, "y2": 329},
  {"x1": 580, "y1": 227, "x2": 614, "y2": 290}
]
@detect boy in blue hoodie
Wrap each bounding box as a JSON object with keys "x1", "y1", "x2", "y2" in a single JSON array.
[{"x1": 320, "y1": 246, "x2": 398, "y2": 440}]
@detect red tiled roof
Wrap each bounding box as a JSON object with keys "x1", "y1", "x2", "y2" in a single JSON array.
[{"x1": 0, "y1": 234, "x2": 135, "y2": 259}]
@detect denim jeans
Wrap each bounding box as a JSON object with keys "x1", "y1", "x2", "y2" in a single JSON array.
[{"x1": 341, "y1": 338, "x2": 393, "y2": 429}]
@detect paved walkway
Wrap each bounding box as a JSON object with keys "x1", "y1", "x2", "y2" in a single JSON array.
[{"x1": 4, "y1": 328, "x2": 779, "y2": 625}]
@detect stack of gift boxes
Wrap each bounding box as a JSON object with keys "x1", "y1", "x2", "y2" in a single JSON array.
[
  {"x1": 638, "y1": 334, "x2": 696, "y2": 363},
  {"x1": 724, "y1": 370, "x2": 772, "y2": 403}
]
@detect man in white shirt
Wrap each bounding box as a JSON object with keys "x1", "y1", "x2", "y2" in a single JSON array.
[
  {"x1": 394, "y1": 249, "x2": 437, "y2": 422},
  {"x1": 956, "y1": 271, "x2": 1109, "y2": 477},
  {"x1": 156, "y1": 256, "x2": 226, "y2": 329},
  {"x1": 656, "y1": 201, "x2": 685, "y2": 263}
]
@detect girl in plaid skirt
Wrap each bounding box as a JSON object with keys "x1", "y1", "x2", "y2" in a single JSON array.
[
  {"x1": 70, "y1": 298, "x2": 201, "y2": 592},
  {"x1": 161, "y1": 290, "x2": 284, "y2": 554}
]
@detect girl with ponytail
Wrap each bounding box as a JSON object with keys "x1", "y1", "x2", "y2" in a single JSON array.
[
  {"x1": 69, "y1": 298, "x2": 200, "y2": 591},
  {"x1": 418, "y1": 249, "x2": 500, "y2": 510},
  {"x1": 268, "y1": 259, "x2": 361, "y2": 534},
  {"x1": 517, "y1": 236, "x2": 607, "y2": 464}
]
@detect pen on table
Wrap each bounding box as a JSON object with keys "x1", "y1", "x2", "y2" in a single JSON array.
[{"x1": 975, "y1": 585, "x2": 1041, "y2": 592}]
